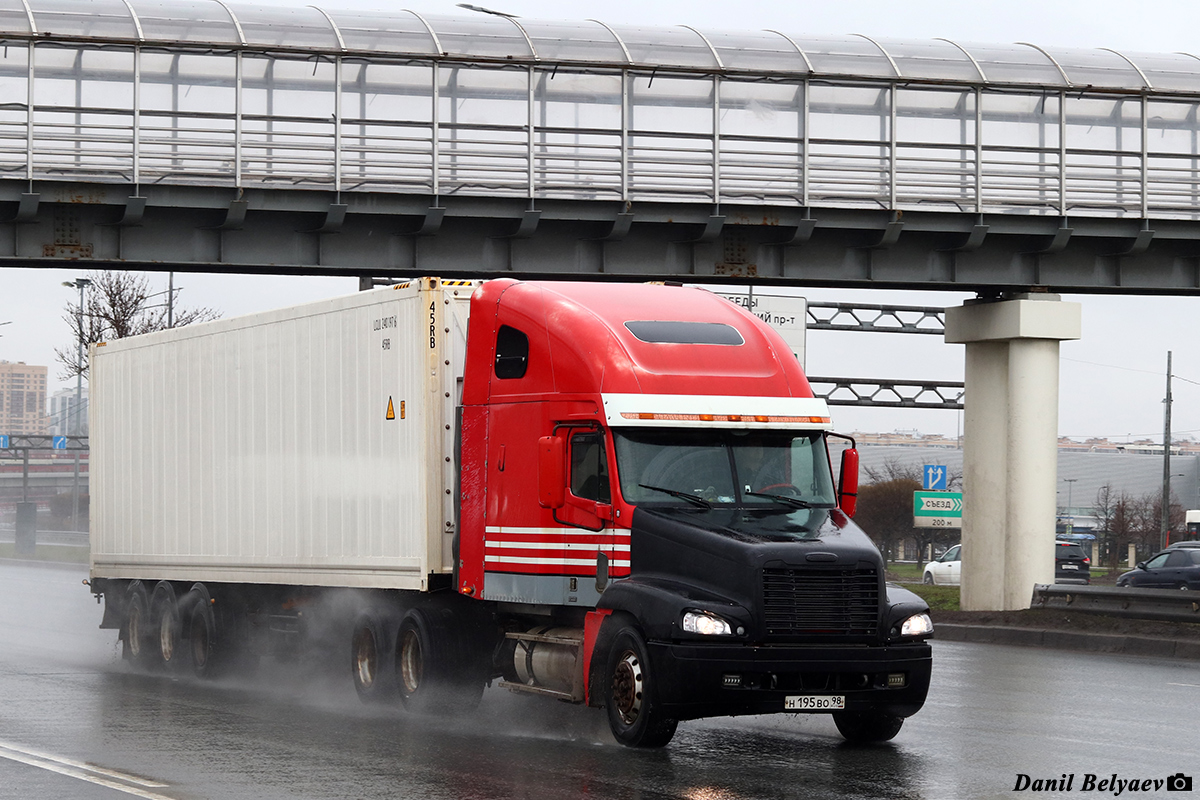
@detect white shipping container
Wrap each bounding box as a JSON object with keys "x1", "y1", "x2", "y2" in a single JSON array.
[{"x1": 90, "y1": 278, "x2": 477, "y2": 590}]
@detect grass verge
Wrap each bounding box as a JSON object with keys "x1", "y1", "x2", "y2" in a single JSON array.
[{"x1": 903, "y1": 583, "x2": 960, "y2": 612}]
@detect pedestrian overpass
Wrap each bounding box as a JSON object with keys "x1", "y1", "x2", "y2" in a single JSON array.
[
  {"x1": 3, "y1": 0, "x2": 1200, "y2": 289},
  {"x1": 4, "y1": 0, "x2": 1193, "y2": 610}
]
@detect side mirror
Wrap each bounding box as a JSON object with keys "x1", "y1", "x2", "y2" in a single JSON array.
[
  {"x1": 1136, "y1": 561, "x2": 1147, "y2": 571},
  {"x1": 538, "y1": 436, "x2": 565, "y2": 509},
  {"x1": 838, "y1": 447, "x2": 859, "y2": 517}
]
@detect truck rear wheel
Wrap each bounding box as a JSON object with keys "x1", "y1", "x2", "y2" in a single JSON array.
[
  {"x1": 150, "y1": 582, "x2": 182, "y2": 671},
  {"x1": 832, "y1": 710, "x2": 904, "y2": 743},
  {"x1": 122, "y1": 582, "x2": 152, "y2": 667},
  {"x1": 189, "y1": 598, "x2": 224, "y2": 679},
  {"x1": 605, "y1": 627, "x2": 677, "y2": 748},
  {"x1": 395, "y1": 607, "x2": 482, "y2": 713},
  {"x1": 351, "y1": 610, "x2": 395, "y2": 702}
]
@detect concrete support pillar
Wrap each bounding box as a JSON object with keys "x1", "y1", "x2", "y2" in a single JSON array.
[
  {"x1": 15, "y1": 502, "x2": 36, "y2": 556},
  {"x1": 946, "y1": 294, "x2": 1081, "y2": 610}
]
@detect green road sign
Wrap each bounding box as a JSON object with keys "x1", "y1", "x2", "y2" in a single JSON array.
[{"x1": 913, "y1": 491, "x2": 963, "y2": 529}]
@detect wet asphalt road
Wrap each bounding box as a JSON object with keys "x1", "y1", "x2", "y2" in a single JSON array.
[{"x1": 2, "y1": 560, "x2": 1199, "y2": 800}]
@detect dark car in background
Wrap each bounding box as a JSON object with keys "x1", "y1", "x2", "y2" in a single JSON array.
[
  {"x1": 1055, "y1": 540, "x2": 1091, "y2": 584},
  {"x1": 1117, "y1": 548, "x2": 1200, "y2": 589}
]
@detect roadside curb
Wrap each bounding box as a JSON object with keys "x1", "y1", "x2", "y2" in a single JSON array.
[{"x1": 935, "y1": 623, "x2": 1200, "y2": 660}]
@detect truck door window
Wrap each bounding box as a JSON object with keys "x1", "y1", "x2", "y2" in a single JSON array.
[
  {"x1": 494, "y1": 325, "x2": 529, "y2": 379},
  {"x1": 570, "y1": 431, "x2": 610, "y2": 504}
]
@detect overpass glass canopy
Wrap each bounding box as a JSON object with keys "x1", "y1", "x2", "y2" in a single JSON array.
[{"x1": 5, "y1": 0, "x2": 1200, "y2": 219}]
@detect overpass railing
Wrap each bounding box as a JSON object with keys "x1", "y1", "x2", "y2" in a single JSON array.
[{"x1": 5, "y1": 28, "x2": 1200, "y2": 221}]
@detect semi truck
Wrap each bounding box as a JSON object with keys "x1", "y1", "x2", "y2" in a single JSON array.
[{"x1": 87, "y1": 277, "x2": 933, "y2": 747}]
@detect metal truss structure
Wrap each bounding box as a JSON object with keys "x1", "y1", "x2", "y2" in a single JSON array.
[
  {"x1": 806, "y1": 302, "x2": 946, "y2": 335},
  {"x1": 805, "y1": 376, "x2": 965, "y2": 410}
]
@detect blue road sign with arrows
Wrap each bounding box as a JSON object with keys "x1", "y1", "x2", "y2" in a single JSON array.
[
  {"x1": 0, "y1": 434, "x2": 8, "y2": 448},
  {"x1": 52, "y1": 436, "x2": 67, "y2": 450},
  {"x1": 923, "y1": 464, "x2": 948, "y2": 491}
]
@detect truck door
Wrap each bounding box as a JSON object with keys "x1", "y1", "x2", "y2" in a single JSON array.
[{"x1": 562, "y1": 429, "x2": 616, "y2": 587}]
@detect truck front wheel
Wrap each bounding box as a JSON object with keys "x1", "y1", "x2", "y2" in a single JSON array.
[
  {"x1": 605, "y1": 627, "x2": 677, "y2": 748},
  {"x1": 832, "y1": 710, "x2": 904, "y2": 743}
]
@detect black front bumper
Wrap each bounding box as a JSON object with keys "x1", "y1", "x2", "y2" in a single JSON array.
[{"x1": 648, "y1": 639, "x2": 932, "y2": 722}]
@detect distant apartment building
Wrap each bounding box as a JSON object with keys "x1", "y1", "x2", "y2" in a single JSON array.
[
  {"x1": 0, "y1": 361, "x2": 50, "y2": 435},
  {"x1": 48, "y1": 386, "x2": 88, "y2": 436}
]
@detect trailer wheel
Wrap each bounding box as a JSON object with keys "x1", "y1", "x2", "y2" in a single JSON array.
[
  {"x1": 122, "y1": 582, "x2": 152, "y2": 667},
  {"x1": 351, "y1": 610, "x2": 395, "y2": 702},
  {"x1": 832, "y1": 710, "x2": 904, "y2": 743},
  {"x1": 605, "y1": 627, "x2": 677, "y2": 748},
  {"x1": 189, "y1": 596, "x2": 226, "y2": 680},
  {"x1": 150, "y1": 582, "x2": 182, "y2": 671},
  {"x1": 395, "y1": 607, "x2": 483, "y2": 713}
]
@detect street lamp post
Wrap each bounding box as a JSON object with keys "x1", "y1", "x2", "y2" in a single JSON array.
[
  {"x1": 63, "y1": 277, "x2": 91, "y2": 531},
  {"x1": 1159, "y1": 472, "x2": 1187, "y2": 551},
  {"x1": 1061, "y1": 478, "x2": 1077, "y2": 534},
  {"x1": 1161, "y1": 351, "x2": 1173, "y2": 551}
]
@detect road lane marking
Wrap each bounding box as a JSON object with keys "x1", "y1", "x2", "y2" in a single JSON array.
[{"x1": 0, "y1": 739, "x2": 174, "y2": 799}]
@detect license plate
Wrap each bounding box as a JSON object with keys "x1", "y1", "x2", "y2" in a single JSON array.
[
  {"x1": 785, "y1": 695, "x2": 845, "y2": 711},
  {"x1": 1062, "y1": 564, "x2": 1078, "y2": 570}
]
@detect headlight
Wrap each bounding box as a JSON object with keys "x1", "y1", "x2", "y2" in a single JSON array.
[
  {"x1": 682, "y1": 610, "x2": 733, "y2": 636},
  {"x1": 899, "y1": 613, "x2": 934, "y2": 637}
]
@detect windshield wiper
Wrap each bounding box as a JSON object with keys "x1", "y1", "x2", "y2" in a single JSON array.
[
  {"x1": 744, "y1": 491, "x2": 830, "y2": 510},
  {"x1": 638, "y1": 484, "x2": 711, "y2": 509}
]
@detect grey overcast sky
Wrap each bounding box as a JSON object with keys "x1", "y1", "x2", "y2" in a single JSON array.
[{"x1": 2, "y1": 0, "x2": 1198, "y2": 442}]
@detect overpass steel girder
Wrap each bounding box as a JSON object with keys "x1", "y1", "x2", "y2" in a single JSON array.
[
  {"x1": 806, "y1": 302, "x2": 946, "y2": 334},
  {"x1": 5, "y1": 181, "x2": 1200, "y2": 295},
  {"x1": 807, "y1": 377, "x2": 964, "y2": 409}
]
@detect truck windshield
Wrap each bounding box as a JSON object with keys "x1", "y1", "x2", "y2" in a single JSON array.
[{"x1": 612, "y1": 428, "x2": 837, "y2": 508}]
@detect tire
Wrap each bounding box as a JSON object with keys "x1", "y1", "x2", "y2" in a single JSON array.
[
  {"x1": 395, "y1": 607, "x2": 484, "y2": 713},
  {"x1": 150, "y1": 582, "x2": 182, "y2": 672},
  {"x1": 923, "y1": 572, "x2": 934, "y2": 585},
  {"x1": 188, "y1": 593, "x2": 225, "y2": 680},
  {"x1": 122, "y1": 582, "x2": 153, "y2": 667},
  {"x1": 351, "y1": 609, "x2": 396, "y2": 703},
  {"x1": 1179, "y1": 583, "x2": 1190, "y2": 591},
  {"x1": 604, "y1": 626, "x2": 678, "y2": 748},
  {"x1": 833, "y1": 710, "x2": 905, "y2": 743}
]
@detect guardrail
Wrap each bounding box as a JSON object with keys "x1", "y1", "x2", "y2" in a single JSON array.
[
  {"x1": 1032, "y1": 584, "x2": 1200, "y2": 624},
  {"x1": 0, "y1": 530, "x2": 89, "y2": 548}
]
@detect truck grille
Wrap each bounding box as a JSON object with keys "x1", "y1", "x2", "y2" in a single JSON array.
[{"x1": 762, "y1": 567, "x2": 880, "y2": 638}]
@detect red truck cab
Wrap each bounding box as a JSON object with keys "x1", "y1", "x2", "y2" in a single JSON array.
[{"x1": 456, "y1": 280, "x2": 931, "y2": 746}]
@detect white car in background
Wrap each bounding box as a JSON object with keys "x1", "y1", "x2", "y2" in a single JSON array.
[{"x1": 923, "y1": 544, "x2": 961, "y2": 586}]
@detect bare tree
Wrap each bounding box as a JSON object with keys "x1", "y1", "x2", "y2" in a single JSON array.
[
  {"x1": 1104, "y1": 490, "x2": 1186, "y2": 564},
  {"x1": 1093, "y1": 483, "x2": 1118, "y2": 570},
  {"x1": 56, "y1": 271, "x2": 219, "y2": 380}
]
